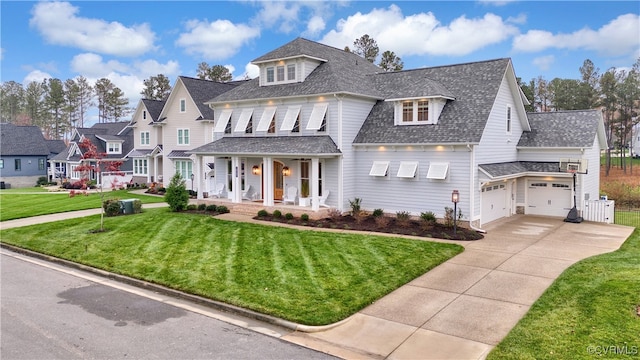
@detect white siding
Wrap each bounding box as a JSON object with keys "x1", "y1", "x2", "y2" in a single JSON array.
[{"x1": 354, "y1": 146, "x2": 471, "y2": 218}]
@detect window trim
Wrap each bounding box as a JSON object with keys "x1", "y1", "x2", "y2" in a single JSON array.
[
  {"x1": 177, "y1": 128, "x2": 190, "y2": 145},
  {"x1": 133, "y1": 158, "x2": 149, "y2": 176},
  {"x1": 506, "y1": 105, "x2": 512, "y2": 134},
  {"x1": 38, "y1": 158, "x2": 45, "y2": 171},
  {"x1": 398, "y1": 99, "x2": 431, "y2": 124},
  {"x1": 14, "y1": 159, "x2": 21, "y2": 171},
  {"x1": 107, "y1": 142, "x2": 122, "y2": 154},
  {"x1": 179, "y1": 99, "x2": 186, "y2": 113},
  {"x1": 140, "y1": 131, "x2": 150, "y2": 145},
  {"x1": 174, "y1": 160, "x2": 193, "y2": 180},
  {"x1": 0, "y1": 159, "x2": 4, "y2": 169}
]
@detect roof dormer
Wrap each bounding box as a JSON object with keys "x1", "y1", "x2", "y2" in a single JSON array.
[{"x1": 389, "y1": 96, "x2": 451, "y2": 125}]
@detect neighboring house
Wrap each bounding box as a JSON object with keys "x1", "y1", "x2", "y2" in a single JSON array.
[
  {"x1": 125, "y1": 76, "x2": 243, "y2": 189},
  {"x1": 0, "y1": 123, "x2": 57, "y2": 188},
  {"x1": 50, "y1": 122, "x2": 134, "y2": 188}
]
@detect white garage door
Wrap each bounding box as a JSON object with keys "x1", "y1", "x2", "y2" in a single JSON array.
[
  {"x1": 482, "y1": 184, "x2": 508, "y2": 224},
  {"x1": 527, "y1": 181, "x2": 572, "y2": 217}
]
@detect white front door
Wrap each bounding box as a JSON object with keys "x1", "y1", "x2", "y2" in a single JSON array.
[{"x1": 527, "y1": 180, "x2": 572, "y2": 217}]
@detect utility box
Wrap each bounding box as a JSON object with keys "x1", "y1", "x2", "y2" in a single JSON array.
[{"x1": 120, "y1": 199, "x2": 137, "y2": 214}]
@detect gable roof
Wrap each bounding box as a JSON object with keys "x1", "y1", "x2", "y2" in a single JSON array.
[
  {"x1": 177, "y1": 76, "x2": 244, "y2": 120},
  {"x1": 354, "y1": 58, "x2": 512, "y2": 145},
  {"x1": 73, "y1": 122, "x2": 132, "y2": 160},
  {"x1": 46, "y1": 139, "x2": 67, "y2": 155},
  {"x1": 207, "y1": 38, "x2": 383, "y2": 104},
  {"x1": 142, "y1": 99, "x2": 165, "y2": 121},
  {"x1": 0, "y1": 123, "x2": 50, "y2": 156},
  {"x1": 518, "y1": 110, "x2": 606, "y2": 149},
  {"x1": 479, "y1": 161, "x2": 562, "y2": 179}
]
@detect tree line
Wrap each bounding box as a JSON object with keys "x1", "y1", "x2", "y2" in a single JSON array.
[{"x1": 519, "y1": 58, "x2": 640, "y2": 175}]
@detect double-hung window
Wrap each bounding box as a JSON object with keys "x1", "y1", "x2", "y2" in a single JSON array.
[
  {"x1": 177, "y1": 128, "x2": 190, "y2": 145},
  {"x1": 38, "y1": 158, "x2": 45, "y2": 171},
  {"x1": 266, "y1": 67, "x2": 274, "y2": 83},
  {"x1": 14, "y1": 159, "x2": 21, "y2": 171},
  {"x1": 287, "y1": 64, "x2": 296, "y2": 81},
  {"x1": 140, "y1": 131, "x2": 150, "y2": 145},
  {"x1": 134, "y1": 158, "x2": 148, "y2": 175},
  {"x1": 175, "y1": 160, "x2": 192, "y2": 180},
  {"x1": 401, "y1": 100, "x2": 429, "y2": 124},
  {"x1": 277, "y1": 66, "x2": 285, "y2": 82},
  {"x1": 180, "y1": 99, "x2": 186, "y2": 112},
  {"x1": 107, "y1": 142, "x2": 121, "y2": 154}
]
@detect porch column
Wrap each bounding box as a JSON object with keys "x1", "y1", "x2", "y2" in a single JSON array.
[
  {"x1": 153, "y1": 155, "x2": 158, "y2": 184},
  {"x1": 263, "y1": 157, "x2": 274, "y2": 207},
  {"x1": 146, "y1": 156, "x2": 152, "y2": 183},
  {"x1": 195, "y1": 154, "x2": 203, "y2": 199},
  {"x1": 311, "y1": 158, "x2": 320, "y2": 211},
  {"x1": 232, "y1": 156, "x2": 242, "y2": 203}
]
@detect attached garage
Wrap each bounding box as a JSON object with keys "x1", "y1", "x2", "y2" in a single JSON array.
[
  {"x1": 481, "y1": 183, "x2": 509, "y2": 225},
  {"x1": 526, "y1": 180, "x2": 572, "y2": 217}
]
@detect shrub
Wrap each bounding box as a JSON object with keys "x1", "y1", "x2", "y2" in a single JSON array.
[
  {"x1": 444, "y1": 207, "x2": 454, "y2": 227},
  {"x1": 206, "y1": 204, "x2": 217, "y2": 212},
  {"x1": 372, "y1": 208, "x2": 384, "y2": 217},
  {"x1": 285, "y1": 212, "x2": 294, "y2": 220},
  {"x1": 300, "y1": 213, "x2": 309, "y2": 221},
  {"x1": 186, "y1": 204, "x2": 197, "y2": 211},
  {"x1": 354, "y1": 210, "x2": 368, "y2": 224},
  {"x1": 103, "y1": 199, "x2": 121, "y2": 217},
  {"x1": 420, "y1": 211, "x2": 437, "y2": 229},
  {"x1": 36, "y1": 176, "x2": 49, "y2": 186},
  {"x1": 257, "y1": 209, "x2": 269, "y2": 217},
  {"x1": 133, "y1": 199, "x2": 142, "y2": 214},
  {"x1": 273, "y1": 209, "x2": 282, "y2": 218},
  {"x1": 197, "y1": 203, "x2": 207, "y2": 211},
  {"x1": 165, "y1": 173, "x2": 189, "y2": 212},
  {"x1": 396, "y1": 211, "x2": 411, "y2": 226},
  {"x1": 216, "y1": 205, "x2": 229, "y2": 214},
  {"x1": 327, "y1": 208, "x2": 342, "y2": 220},
  {"x1": 374, "y1": 215, "x2": 390, "y2": 229},
  {"x1": 348, "y1": 197, "x2": 362, "y2": 216}
]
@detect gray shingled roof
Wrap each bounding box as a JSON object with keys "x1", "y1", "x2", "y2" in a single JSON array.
[
  {"x1": 46, "y1": 140, "x2": 67, "y2": 155},
  {"x1": 167, "y1": 150, "x2": 191, "y2": 158},
  {"x1": 479, "y1": 161, "x2": 561, "y2": 178},
  {"x1": 189, "y1": 136, "x2": 341, "y2": 156},
  {"x1": 518, "y1": 110, "x2": 601, "y2": 148},
  {"x1": 208, "y1": 38, "x2": 383, "y2": 104},
  {"x1": 142, "y1": 99, "x2": 165, "y2": 121},
  {"x1": 354, "y1": 58, "x2": 511, "y2": 145},
  {"x1": 0, "y1": 123, "x2": 50, "y2": 156},
  {"x1": 179, "y1": 76, "x2": 243, "y2": 120}
]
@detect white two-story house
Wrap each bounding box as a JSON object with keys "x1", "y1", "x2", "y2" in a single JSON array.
[{"x1": 184, "y1": 38, "x2": 605, "y2": 228}]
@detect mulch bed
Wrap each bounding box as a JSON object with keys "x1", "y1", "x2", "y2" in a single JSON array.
[{"x1": 254, "y1": 214, "x2": 484, "y2": 241}]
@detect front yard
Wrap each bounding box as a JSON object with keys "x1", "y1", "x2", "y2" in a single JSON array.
[
  {"x1": 0, "y1": 189, "x2": 165, "y2": 221},
  {"x1": 0, "y1": 208, "x2": 463, "y2": 325}
]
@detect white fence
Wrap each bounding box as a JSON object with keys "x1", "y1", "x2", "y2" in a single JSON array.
[{"x1": 583, "y1": 200, "x2": 615, "y2": 224}]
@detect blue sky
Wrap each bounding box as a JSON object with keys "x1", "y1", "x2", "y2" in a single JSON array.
[{"x1": 1, "y1": 0, "x2": 638, "y2": 108}]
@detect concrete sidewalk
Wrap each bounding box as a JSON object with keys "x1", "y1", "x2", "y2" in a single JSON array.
[
  {"x1": 279, "y1": 216, "x2": 634, "y2": 359},
  {"x1": 1, "y1": 209, "x2": 634, "y2": 360}
]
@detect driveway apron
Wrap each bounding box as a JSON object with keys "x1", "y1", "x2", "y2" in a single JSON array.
[{"x1": 282, "y1": 215, "x2": 634, "y2": 360}]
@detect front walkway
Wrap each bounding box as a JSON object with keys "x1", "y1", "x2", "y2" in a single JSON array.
[{"x1": 280, "y1": 215, "x2": 635, "y2": 359}]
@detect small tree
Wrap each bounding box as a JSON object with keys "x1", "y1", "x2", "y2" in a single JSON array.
[
  {"x1": 165, "y1": 173, "x2": 189, "y2": 212},
  {"x1": 75, "y1": 137, "x2": 124, "y2": 231}
]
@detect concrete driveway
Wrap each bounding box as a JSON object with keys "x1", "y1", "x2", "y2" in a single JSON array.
[{"x1": 283, "y1": 215, "x2": 635, "y2": 360}]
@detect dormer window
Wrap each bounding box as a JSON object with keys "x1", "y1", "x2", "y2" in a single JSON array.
[
  {"x1": 401, "y1": 100, "x2": 429, "y2": 124},
  {"x1": 107, "y1": 142, "x2": 121, "y2": 154},
  {"x1": 392, "y1": 97, "x2": 448, "y2": 125},
  {"x1": 263, "y1": 62, "x2": 298, "y2": 85}
]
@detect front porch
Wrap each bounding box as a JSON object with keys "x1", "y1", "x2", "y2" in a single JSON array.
[{"x1": 192, "y1": 197, "x2": 332, "y2": 219}]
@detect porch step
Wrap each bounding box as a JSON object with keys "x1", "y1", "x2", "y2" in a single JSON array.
[{"x1": 194, "y1": 198, "x2": 330, "y2": 220}]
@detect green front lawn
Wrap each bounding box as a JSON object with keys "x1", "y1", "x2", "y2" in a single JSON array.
[
  {"x1": 0, "y1": 208, "x2": 463, "y2": 325},
  {"x1": 0, "y1": 189, "x2": 165, "y2": 221},
  {"x1": 488, "y1": 229, "x2": 640, "y2": 359}
]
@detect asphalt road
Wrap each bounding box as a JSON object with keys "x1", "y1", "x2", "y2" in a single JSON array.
[{"x1": 0, "y1": 251, "x2": 337, "y2": 360}]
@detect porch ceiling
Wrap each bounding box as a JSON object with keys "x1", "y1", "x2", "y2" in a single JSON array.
[{"x1": 188, "y1": 136, "x2": 342, "y2": 157}]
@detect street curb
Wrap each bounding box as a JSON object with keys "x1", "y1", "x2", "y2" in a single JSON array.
[{"x1": 0, "y1": 242, "x2": 347, "y2": 333}]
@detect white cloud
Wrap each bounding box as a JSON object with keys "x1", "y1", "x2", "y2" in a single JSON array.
[
  {"x1": 23, "y1": 70, "x2": 52, "y2": 84},
  {"x1": 513, "y1": 13, "x2": 640, "y2": 57},
  {"x1": 507, "y1": 13, "x2": 527, "y2": 25},
  {"x1": 245, "y1": 63, "x2": 260, "y2": 79},
  {"x1": 532, "y1": 55, "x2": 555, "y2": 71},
  {"x1": 254, "y1": 1, "x2": 301, "y2": 33},
  {"x1": 29, "y1": 1, "x2": 156, "y2": 57},
  {"x1": 321, "y1": 5, "x2": 518, "y2": 57},
  {"x1": 305, "y1": 15, "x2": 326, "y2": 37},
  {"x1": 176, "y1": 19, "x2": 260, "y2": 60},
  {"x1": 69, "y1": 53, "x2": 180, "y2": 106}
]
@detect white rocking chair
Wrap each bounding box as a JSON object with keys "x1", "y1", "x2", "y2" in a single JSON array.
[
  {"x1": 211, "y1": 183, "x2": 225, "y2": 198},
  {"x1": 282, "y1": 187, "x2": 297, "y2": 205},
  {"x1": 242, "y1": 185, "x2": 255, "y2": 200},
  {"x1": 314, "y1": 190, "x2": 331, "y2": 208}
]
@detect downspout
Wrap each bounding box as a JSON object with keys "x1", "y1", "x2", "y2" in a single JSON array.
[{"x1": 467, "y1": 143, "x2": 487, "y2": 233}]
